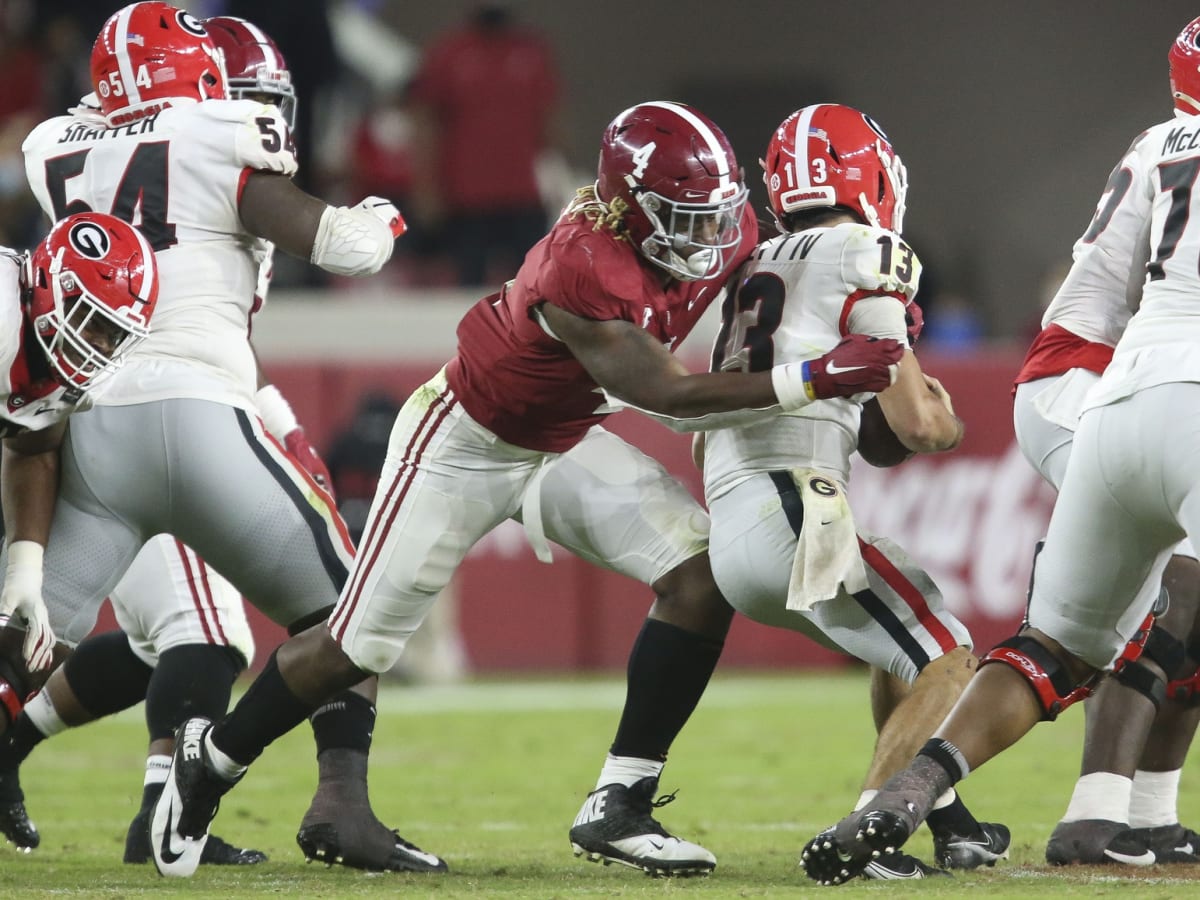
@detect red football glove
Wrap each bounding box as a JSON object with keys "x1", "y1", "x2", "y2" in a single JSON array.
[
  {"x1": 284, "y1": 428, "x2": 335, "y2": 499},
  {"x1": 802, "y1": 334, "x2": 904, "y2": 401},
  {"x1": 905, "y1": 301, "x2": 924, "y2": 345}
]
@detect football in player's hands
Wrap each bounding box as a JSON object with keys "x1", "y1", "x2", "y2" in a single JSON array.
[{"x1": 856, "y1": 397, "x2": 915, "y2": 468}]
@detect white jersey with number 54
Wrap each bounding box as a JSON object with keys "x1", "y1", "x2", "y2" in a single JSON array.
[
  {"x1": 21, "y1": 99, "x2": 295, "y2": 409},
  {"x1": 704, "y1": 221, "x2": 918, "y2": 500}
]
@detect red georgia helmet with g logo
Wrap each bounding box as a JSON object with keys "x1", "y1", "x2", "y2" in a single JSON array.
[
  {"x1": 91, "y1": 2, "x2": 227, "y2": 126},
  {"x1": 596, "y1": 101, "x2": 748, "y2": 282},
  {"x1": 26, "y1": 213, "x2": 158, "y2": 390},
  {"x1": 1170, "y1": 16, "x2": 1200, "y2": 115},
  {"x1": 205, "y1": 15, "x2": 296, "y2": 128},
  {"x1": 764, "y1": 103, "x2": 908, "y2": 233}
]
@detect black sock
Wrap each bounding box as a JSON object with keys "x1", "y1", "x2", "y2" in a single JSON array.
[
  {"x1": 926, "y1": 792, "x2": 982, "y2": 839},
  {"x1": 65, "y1": 631, "x2": 154, "y2": 718},
  {"x1": 145, "y1": 645, "x2": 242, "y2": 741},
  {"x1": 610, "y1": 619, "x2": 724, "y2": 761},
  {"x1": 0, "y1": 715, "x2": 47, "y2": 771},
  {"x1": 0, "y1": 755, "x2": 25, "y2": 802},
  {"x1": 210, "y1": 650, "x2": 315, "y2": 765},
  {"x1": 917, "y1": 738, "x2": 971, "y2": 785},
  {"x1": 139, "y1": 780, "x2": 165, "y2": 813},
  {"x1": 310, "y1": 690, "x2": 375, "y2": 755}
]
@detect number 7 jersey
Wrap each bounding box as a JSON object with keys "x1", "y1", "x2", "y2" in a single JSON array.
[
  {"x1": 704, "y1": 221, "x2": 919, "y2": 499},
  {"x1": 21, "y1": 99, "x2": 295, "y2": 409},
  {"x1": 1085, "y1": 113, "x2": 1200, "y2": 410}
]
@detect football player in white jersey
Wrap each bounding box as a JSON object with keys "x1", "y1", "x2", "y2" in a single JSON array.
[
  {"x1": 686, "y1": 103, "x2": 1005, "y2": 881},
  {"x1": 802, "y1": 17, "x2": 1200, "y2": 885},
  {"x1": 0, "y1": 210, "x2": 157, "y2": 838},
  {"x1": 7, "y1": 2, "x2": 441, "y2": 875},
  {"x1": 0, "y1": 15, "x2": 329, "y2": 866},
  {"x1": 1007, "y1": 15, "x2": 1200, "y2": 868}
]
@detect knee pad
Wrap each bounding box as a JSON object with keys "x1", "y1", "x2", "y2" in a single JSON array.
[
  {"x1": 65, "y1": 630, "x2": 155, "y2": 717},
  {"x1": 1114, "y1": 661, "x2": 1168, "y2": 710},
  {"x1": 980, "y1": 634, "x2": 1094, "y2": 721},
  {"x1": 1168, "y1": 667, "x2": 1200, "y2": 705}
]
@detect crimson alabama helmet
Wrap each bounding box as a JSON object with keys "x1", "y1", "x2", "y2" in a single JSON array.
[
  {"x1": 596, "y1": 101, "x2": 748, "y2": 281},
  {"x1": 205, "y1": 15, "x2": 296, "y2": 128},
  {"x1": 1170, "y1": 16, "x2": 1200, "y2": 115},
  {"x1": 91, "y1": 2, "x2": 227, "y2": 126},
  {"x1": 25, "y1": 213, "x2": 158, "y2": 391},
  {"x1": 764, "y1": 103, "x2": 908, "y2": 233}
]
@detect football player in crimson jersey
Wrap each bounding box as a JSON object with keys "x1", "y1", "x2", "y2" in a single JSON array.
[
  {"x1": 1005, "y1": 15, "x2": 1200, "y2": 868},
  {"x1": 803, "y1": 17, "x2": 1200, "y2": 884},
  {"x1": 11, "y1": 1, "x2": 432, "y2": 876},
  {"x1": 674, "y1": 103, "x2": 1007, "y2": 882},
  {"x1": 150, "y1": 98, "x2": 904, "y2": 879},
  {"x1": 0, "y1": 15, "x2": 330, "y2": 867}
]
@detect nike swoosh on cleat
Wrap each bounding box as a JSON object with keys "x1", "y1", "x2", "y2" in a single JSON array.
[
  {"x1": 400, "y1": 846, "x2": 443, "y2": 866},
  {"x1": 158, "y1": 800, "x2": 184, "y2": 865},
  {"x1": 647, "y1": 838, "x2": 665, "y2": 851},
  {"x1": 1103, "y1": 848, "x2": 1155, "y2": 866},
  {"x1": 824, "y1": 363, "x2": 866, "y2": 375},
  {"x1": 1177, "y1": 843, "x2": 1195, "y2": 855}
]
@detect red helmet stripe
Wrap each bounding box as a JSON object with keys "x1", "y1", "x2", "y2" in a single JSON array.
[{"x1": 113, "y1": 5, "x2": 143, "y2": 106}]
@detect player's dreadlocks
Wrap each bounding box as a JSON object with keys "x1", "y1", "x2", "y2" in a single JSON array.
[{"x1": 565, "y1": 185, "x2": 630, "y2": 241}]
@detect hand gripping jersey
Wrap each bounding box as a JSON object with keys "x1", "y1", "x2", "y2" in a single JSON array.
[
  {"x1": 0, "y1": 251, "x2": 88, "y2": 436},
  {"x1": 703, "y1": 222, "x2": 918, "y2": 500},
  {"x1": 446, "y1": 196, "x2": 758, "y2": 453},
  {"x1": 21, "y1": 100, "x2": 295, "y2": 409},
  {"x1": 1084, "y1": 113, "x2": 1200, "y2": 409},
  {"x1": 1015, "y1": 130, "x2": 1151, "y2": 386}
]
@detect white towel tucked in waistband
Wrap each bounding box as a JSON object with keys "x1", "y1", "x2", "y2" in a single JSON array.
[{"x1": 786, "y1": 468, "x2": 868, "y2": 612}]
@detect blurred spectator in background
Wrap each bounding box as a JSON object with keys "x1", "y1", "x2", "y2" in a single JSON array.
[
  {"x1": 408, "y1": 4, "x2": 561, "y2": 287},
  {"x1": 920, "y1": 291, "x2": 986, "y2": 353},
  {"x1": 348, "y1": 83, "x2": 455, "y2": 285},
  {"x1": 224, "y1": 0, "x2": 340, "y2": 197},
  {"x1": 327, "y1": 391, "x2": 402, "y2": 544},
  {"x1": 0, "y1": 0, "x2": 98, "y2": 246}
]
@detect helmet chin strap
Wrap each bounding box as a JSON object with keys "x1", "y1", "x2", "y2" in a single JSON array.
[{"x1": 1175, "y1": 90, "x2": 1200, "y2": 116}]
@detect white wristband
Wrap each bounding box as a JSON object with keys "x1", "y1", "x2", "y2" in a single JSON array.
[
  {"x1": 770, "y1": 363, "x2": 814, "y2": 412},
  {"x1": 255, "y1": 385, "x2": 299, "y2": 439},
  {"x1": 6, "y1": 540, "x2": 44, "y2": 591}
]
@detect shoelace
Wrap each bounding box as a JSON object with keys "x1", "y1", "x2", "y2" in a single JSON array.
[{"x1": 650, "y1": 788, "x2": 679, "y2": 809}]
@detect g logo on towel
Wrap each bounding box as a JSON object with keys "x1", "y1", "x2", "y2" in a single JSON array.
[{"x1": 808, "y1": 476, "x2": 838, "y2": 498}]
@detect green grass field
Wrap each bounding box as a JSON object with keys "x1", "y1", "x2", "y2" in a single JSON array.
[{"x1": 4, "y1": 669, "x2": 1200, "y2": 898}]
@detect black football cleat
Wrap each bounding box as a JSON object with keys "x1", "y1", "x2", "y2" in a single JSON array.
[
  {"x1": 933, "y1": 820, "x2": 1011, "y2": 869},
  {"x1": 569, "y1": 777, "x2": 715, "y2": 877}
]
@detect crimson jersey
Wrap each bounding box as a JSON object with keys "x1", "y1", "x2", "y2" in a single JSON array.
[{"x1": 447, "y1": 200, "x2": 758, "y2": 452}]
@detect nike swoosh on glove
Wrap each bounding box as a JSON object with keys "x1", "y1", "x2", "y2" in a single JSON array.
[
  {"x1": 358, "y1": 196, "x2": 408, "y2": 238},
  {"x1": 801, "y1": 334, "x2": 904, "y2": 402}
]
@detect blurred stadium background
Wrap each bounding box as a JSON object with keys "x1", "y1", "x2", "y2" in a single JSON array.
[{"x1": 5, "y1": 1, "x2": 1194, "y2": 677}]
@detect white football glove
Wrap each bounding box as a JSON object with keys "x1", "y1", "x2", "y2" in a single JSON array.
[
  {"x1": 310, "y1": 196, "x2": 408, "y2": 277},
  {"x1": 0, "y1": 541, "x2": 56, "y2": 672}
]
